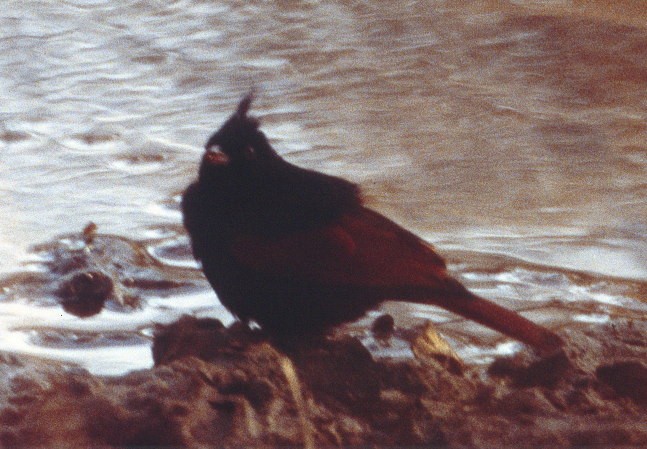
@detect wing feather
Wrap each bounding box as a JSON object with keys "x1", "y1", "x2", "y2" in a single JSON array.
[{"x1": 230, "y1": 207, "x2": 449, "y2": 288}]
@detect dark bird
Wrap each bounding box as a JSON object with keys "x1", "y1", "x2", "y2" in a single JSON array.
[{"x1": 182, "y1": 95, "x2": 563, "y2": 354}]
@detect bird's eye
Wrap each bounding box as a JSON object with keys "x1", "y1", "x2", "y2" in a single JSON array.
[{"x1": 243, "y1": 146, "x2": 255, "y2": 159}]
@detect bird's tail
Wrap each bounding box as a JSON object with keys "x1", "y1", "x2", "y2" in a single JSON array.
[{"x1": 425, "y1": 279, "x2": 563, "y2": 355}]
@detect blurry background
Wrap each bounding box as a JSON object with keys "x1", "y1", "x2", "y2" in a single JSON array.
[{"x1": 0, "y1": 0, "x2": 645, "y2": 374}]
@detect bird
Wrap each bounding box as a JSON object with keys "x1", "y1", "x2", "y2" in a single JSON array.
[{"x1": 181, "y1": 95, "x2": 563, "y2": 355}]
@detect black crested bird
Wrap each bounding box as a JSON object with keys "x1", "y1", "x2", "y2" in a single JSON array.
[{"x1": 181, "y1": 95, "x2": 563, "y2": 354}]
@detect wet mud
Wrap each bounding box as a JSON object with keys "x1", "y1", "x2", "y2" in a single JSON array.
[{"x1": 0, "y1": 315, "x2": 645, "y2": 448}]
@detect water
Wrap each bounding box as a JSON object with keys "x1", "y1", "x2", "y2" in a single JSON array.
[{"x1": 0, "y1": 0, "x2": 645, "y2": 375}]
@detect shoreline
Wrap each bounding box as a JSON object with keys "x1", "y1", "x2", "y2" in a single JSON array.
[{"x1": 1, "y1": 315, "x2": 645, "y2": 448}]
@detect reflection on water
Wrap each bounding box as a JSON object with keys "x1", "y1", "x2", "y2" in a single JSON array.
[{"x1": 0, "y1": 0, "x2": 645, "y2": 374}]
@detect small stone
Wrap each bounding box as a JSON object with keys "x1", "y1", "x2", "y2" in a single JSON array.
[
  {"x1": 596, "y1": 360, "x2": 647, "y2": 405},
  {"x1": 57, "y1": 271, "x2": 113, "y2": 317},
  {"x1": 371, "y1": 314, "x2": 395, "y2": 339},
  {"x1": 411, "y1": 322, "x2": 463, "y2": 375}
]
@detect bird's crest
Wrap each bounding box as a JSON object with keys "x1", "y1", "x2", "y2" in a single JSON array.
[{"x1": 236, "y1": 92, "x2": 254, "y2": 118}]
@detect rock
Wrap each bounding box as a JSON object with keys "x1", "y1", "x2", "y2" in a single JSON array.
[
  {"x1": 371, "y1": 314, "x2": 395, "y2": 339},
  {"x1": 596, "y1": 360, "x2": 647, "y2": 405},
  {"x1": 411, "y1": 321, "x2": 464, "y2": 376},
  {"x1": 57, "y1": 270, "x2": 113, "y2": 317}
]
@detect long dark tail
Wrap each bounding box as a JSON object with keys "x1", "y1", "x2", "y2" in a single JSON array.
[{"x1": 426, "y1": 279, "x2": 564, "y2": 355}]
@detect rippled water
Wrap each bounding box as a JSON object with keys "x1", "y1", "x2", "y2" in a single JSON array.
[{"x1": 0, "y1": 0, "x2": 645, "y2": 375}]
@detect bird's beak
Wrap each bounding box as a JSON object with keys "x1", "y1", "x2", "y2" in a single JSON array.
[
  {"x1": 204, "y1": 149, "x2": 230, "y2": 166},
  {"x1": 204, "y1": 133, "x2": 230, "y2": 165},
  {"x1": 204, "y1": 132, "x2": 231, "y2": 164}
]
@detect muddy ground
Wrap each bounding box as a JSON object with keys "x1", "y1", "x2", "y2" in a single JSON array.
[{"x1": 0, "y1": 314, "x2": 645, "y2": 448}]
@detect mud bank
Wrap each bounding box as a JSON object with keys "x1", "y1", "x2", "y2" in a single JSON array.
[{"x1": 0, "y1": 315, "x2": 645, "y2": 448}]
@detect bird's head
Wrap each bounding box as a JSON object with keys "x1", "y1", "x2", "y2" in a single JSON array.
[
  {"x1": 199, "y1": 94, "x2": 282, "y2": 184},
  {"x1": 203, "y1": 94, "x2": 264, "y2": 164}
]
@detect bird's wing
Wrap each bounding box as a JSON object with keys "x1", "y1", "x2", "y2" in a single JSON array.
[{"x1": 229, "y1": 207, "x2": 450, "y2": 288}]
